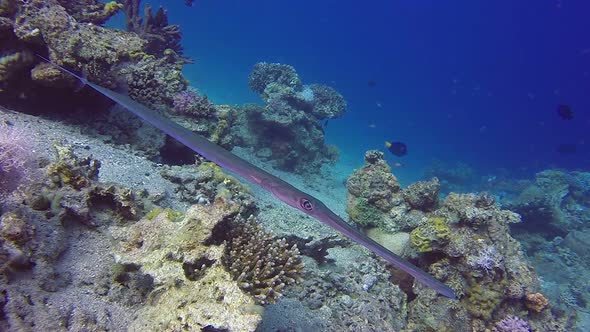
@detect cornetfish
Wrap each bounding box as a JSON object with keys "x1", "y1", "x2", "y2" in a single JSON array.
[{"x1": 39, "y1": 55, "x2": 456, "y2": 299}]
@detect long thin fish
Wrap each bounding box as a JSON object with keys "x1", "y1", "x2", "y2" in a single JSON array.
[{"x1": 39, "y1": 56, "x2": 456, "y2": 299}]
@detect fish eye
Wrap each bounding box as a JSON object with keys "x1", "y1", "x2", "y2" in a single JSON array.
[{"x1": 300, "y1": 198, "x2": 313, "y2": 211}]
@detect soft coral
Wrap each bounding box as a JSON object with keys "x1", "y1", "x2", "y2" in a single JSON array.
[{"x1": 0, "y1": 123, "x2": 35, "y2": 196}]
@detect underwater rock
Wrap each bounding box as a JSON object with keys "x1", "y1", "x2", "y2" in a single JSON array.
[
  {"x1": 346, "y1": 150, "x2": 401, "y2": 229},
  {"x1": 402, "y1": 177, "x2": 440, "y2": 212},
  {"x1": 110, "y1": 200, "x2": 262, "y2": 331},
  {"x1": 234, "y1": 103, "x2": 339, "y2": 173},
  {"x1": 238, "y1": 63, "x2": 345, "y2": 173}
]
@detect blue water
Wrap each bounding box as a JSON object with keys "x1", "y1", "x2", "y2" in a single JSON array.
[{"x1": 112, "y1": 0, "x2": 590, "y2": 181}]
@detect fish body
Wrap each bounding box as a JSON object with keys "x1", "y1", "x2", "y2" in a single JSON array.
[
  {"x1": 385, "y1": 141, "x2": 408, "y2": 156},
  {"x1": 557, "y1": 104, "x2": 574, "y2": 120},
  {"x1": 38, "y1": 55, "x2": 456, "y2": 300}
]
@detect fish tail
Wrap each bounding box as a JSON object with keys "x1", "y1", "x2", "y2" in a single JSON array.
[{"x1": 385, "y1": 141, "x2": 391, "y2": 148}]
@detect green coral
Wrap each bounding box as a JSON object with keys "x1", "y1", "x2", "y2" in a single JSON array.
[
  {"x1": 409, "y1": 216, "x2": 451, "y2": 252},
  {"x1": 145, "y1": 207, "x2": 183, "y2": 222},
  {"x1": 347, "y1": 197, "x2": 384, "y2": 227},
  {"x1": 465, "y1": 279, "x2": 506, "y2": 320},
  {"x1": 103, "y1": 1, "x2": 123, "y2": 16}
]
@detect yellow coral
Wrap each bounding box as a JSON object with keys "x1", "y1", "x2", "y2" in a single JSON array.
[
  {"x1": 409, "y1": 216, "x2": 451, "y2": 253},
  {"x1": 410, "y1": 229, "x2": 433, "y2": 252},
  {"x1": 145, "y1": 207, "x2": 183, "y2": 222},
  {"x1": 103, "y1": 1, "x2": 123, "y2": 15}
]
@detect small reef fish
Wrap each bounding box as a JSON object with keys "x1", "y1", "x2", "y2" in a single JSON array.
[
  {"x1": 367, "y1": 80, "x2": 377, "y2": 87},
  {"x1": 557, "y1": 104, "x2": 574, "y2": 120},
  {"x1": 39, "y1": 55, "x2": 457, "y2": 300},
  {"x1": 393, "y1": 162, "x2": 404, "y2": 168},
  {"x1": 385, "y1": 141, "x2": 408, "y2": 157}
]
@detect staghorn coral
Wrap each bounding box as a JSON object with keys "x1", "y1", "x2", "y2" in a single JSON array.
[{"x1": 224, "y1": 215, "x2": 304, "y2": 305}]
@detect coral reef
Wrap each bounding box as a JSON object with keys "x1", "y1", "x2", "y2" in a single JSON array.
[
  {"x1": 506, "y1": 169, "x2": 590, "y2": 237},
  {"x1": 1, "y1": 0, "x2": 188, "y2": 112},
  {"x1": 234, "y1": 62, "x2": 345, "y2": 173},
  {"x1": 122, "y1": 0, "x2": 188, "y2": 59},
  {"x1": 344, "y1": 150, "x2": 572, "y2": 331},
  {"x1": 285, "y1": 246, "x2": 409, "y2": 331},
  {"x1": 159, "y1": 160, "x2": 256, "y2": 216},
  {"x1": 57, "y1": 0, "x2": 123, "y2": 25},
  {"x1": 497, "y1": 169, "x2": 590, "y2": 328},
  {"x1": 0, "y1": 145, "x2": 150, "y2": 330},
  {"x1": 172, "y1": 87, "x2": 216, "y2": 117},
  {"x1": 346, "y1": 150, "x2": 401, "y2": 229},
  {"x1": 402, "y1": 177, "x2": 440, "y2": 211},
  {"x1": 492, "y1": 315, "x2": 531, "y2": 332}
]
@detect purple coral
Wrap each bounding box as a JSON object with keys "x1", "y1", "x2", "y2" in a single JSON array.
[
  {"x1": 172, "y1": 87, "x2": 215, "y2": 117},
  {"x1": 492, "y1": 315, "x2": 530, "y2": 332},
  {"x1": 468, "y1": 244, "x2": 503, "y2": 274}
]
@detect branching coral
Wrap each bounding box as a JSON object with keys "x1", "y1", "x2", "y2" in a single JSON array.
[
  {"x1": 467, "y1": 244, "x2": 503, "y2": 275},
  {"x1": 223, "y1": 216, "x2": 304, "y2": 304},
  {"x1": 121, "y1": 0, "x2": 187, "y2": 58}
]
